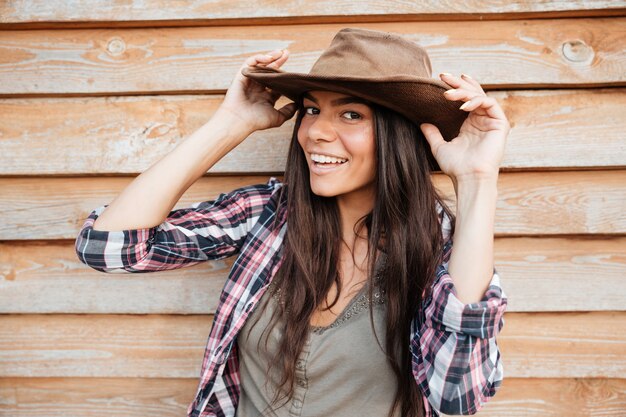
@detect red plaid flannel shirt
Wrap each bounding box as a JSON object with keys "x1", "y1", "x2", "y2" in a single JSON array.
[{"x1": 75, "y1": 178, "x2": 507, "y2": 416}]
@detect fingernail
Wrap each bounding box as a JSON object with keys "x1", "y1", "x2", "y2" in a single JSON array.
[
  {"x1": 461, "y1": 73, "x2": 473, "y2": 79},
  {"x1": 459, "y1": 101, "x2": 470, "y2": 110},
  {"x1": 444, "y1": 89, "x2": 456, "y2": 95},
  {"x1": 268, "y1": 49, "x2": 283, "y2": 57},
  {"x1": 440, "y1": 72, "x2": 453, "y2": 77}
]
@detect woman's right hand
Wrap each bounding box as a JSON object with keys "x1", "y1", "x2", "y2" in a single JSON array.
[{"x1": 215, "y1": 49, "x2": 298, "y2": 135}]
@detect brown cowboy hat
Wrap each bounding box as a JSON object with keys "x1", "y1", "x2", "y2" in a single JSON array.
[{"x1": 241, "y1": 27, "x2": 470, "y2": 172}]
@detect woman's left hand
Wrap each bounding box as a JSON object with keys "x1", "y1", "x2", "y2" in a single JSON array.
[{"x1": 420, "y1": 73, "x2": 510, "y2": 183}]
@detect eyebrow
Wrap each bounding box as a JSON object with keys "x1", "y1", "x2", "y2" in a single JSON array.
[{"x1": 303, "y1": 92, "x2": 371, "y2": 107}]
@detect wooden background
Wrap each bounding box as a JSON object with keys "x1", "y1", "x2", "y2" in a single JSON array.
[{"x1": 1, "y1": 1, "x2": 626, "y2": 415}]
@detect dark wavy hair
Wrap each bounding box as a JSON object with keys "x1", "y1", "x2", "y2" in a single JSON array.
[{"x1": 243, "y1": 95, "x2": 456, "y2": 417}]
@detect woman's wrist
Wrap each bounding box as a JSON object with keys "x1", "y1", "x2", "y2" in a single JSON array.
[
  {"x1": 453, "y1": 175, "x2": 498, "y2": 232},
  {"x1": 211, "y1": 105, "x2": 257, "y2": 142},
  {"x1": 451, "y1": 172, "x2": 499, "y2": 197}
]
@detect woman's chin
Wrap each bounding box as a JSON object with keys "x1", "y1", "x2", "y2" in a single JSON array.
[{"x1": 309, "y1": 179, "x2": 340, "y2": 197}]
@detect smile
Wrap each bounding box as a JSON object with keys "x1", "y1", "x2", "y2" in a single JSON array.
[
  {"x1": 308, "y1": 153, "x2": 348, "y2": 175},
  {"x1": 310, "y1": 153, "x2": 348, "y2": 164}
]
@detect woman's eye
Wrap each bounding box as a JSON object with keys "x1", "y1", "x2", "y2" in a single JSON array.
[
  {"x1": 304, "y1": 107, "x2": 319, "y2": 115},
  {"x1": 342, "y1": 111, "x2": 362, "y2": 120}
]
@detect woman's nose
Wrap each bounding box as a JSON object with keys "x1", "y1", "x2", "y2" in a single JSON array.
[{"x1": 307, "y1": 114, "x2": 337, "y2": 143}]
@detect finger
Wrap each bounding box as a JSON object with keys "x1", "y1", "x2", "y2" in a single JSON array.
[
  {"x1": 268, "y1": 88, "x2": 282, "y2": 102},
  {"x1": 459, "y1": 96, "x2": 507, "y2": 121},
  {"x1": 439, "y1": 73, "x2": 484, "y2": 95},
  {"x1": 443, "y1": 87, "x2": 485, "y2": 102},
  {"x1": 243, "y1": 49, "x2": 284, "y2": 68},
  {"x1": 420, "y1": 123, "x2": 447, "y2": 154},
  {"x1": 266, "y1": 49, "x2": 289, "y2": 69},
  {"x1": 460, "y1": 73, "x2": 486, "y2": 94},
  {"x1": 275, "y1": 102, "x2": 298, "y2": 125}
]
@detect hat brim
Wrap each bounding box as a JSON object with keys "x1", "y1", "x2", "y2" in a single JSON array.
[{"x1": 242, "y1": 66, "x2": 469, "y2": 172}]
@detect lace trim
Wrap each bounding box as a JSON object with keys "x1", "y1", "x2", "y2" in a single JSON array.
[
  {"x1": 267, "y1": 273, "x2": 387, "y2": 335},
  {"x1": 310, "y1": 282, "x2": 386, "y2": 335}
]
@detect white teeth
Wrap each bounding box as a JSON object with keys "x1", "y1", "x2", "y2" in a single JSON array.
[{"x1": 310, "y1": 153, "x2": 347, "y2": 164}]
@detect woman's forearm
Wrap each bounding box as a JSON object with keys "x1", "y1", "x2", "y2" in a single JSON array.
[
  {"x1": 92, "y1": 109, "x2": 253, "y2": 231},
  {"x1": 447, "y1": 176, "x2": 499, "y2": 304}
]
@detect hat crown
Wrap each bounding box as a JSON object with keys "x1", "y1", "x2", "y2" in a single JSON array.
[{"x1": 309, "y1": 28, "x2": 433, "y2": 79}]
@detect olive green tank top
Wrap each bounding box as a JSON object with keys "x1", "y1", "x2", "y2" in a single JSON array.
[{"x1": 235, "y1": 271, "x2": 400, "y2": 417}]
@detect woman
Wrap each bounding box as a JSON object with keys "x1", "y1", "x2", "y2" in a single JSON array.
[{"x1": 76, "y1": 28, "x2": 509, "y2": 417}]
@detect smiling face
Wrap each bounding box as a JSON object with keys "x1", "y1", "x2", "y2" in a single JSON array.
[{"x1": 297, "y1": 90, "x2": 377, "y2": 203}]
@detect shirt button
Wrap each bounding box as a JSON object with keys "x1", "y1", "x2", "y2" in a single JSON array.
[
  {"x1": 212, "y1": 346, "x2": 223, "y2": 361},
  {"x1": 296, "y1": 359, "x2": 305, "y2": 370},
  {"x1": 293, "y1": 399, "x2": 303, "y2": 408},
  {"x1": 297, "y1": 378, "x2": 307, "y2": 388}
]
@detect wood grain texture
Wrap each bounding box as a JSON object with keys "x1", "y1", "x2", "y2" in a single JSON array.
[
  {"x1": 0, "y1": 312, "x2": 623, "y2": 378},
  {"x1": 0, "y1": 95, "x2": 293, "y2": 174},
  {"x1": 1, "y1": 19, "x2": 624, "y2": 95},
  {"x1": 1, "y1": 0, "x2": 625, "y2": 27},
  {"x1": 1, "y1": 170, "x2": 624, "y2": 240},
  {"x1": 1, "y1": 237, "x2": 624, "y2": 314},
  {"x1": 1, "y1": 4, "x2": 624, "y2": 417},
  {"x1": 0, "y1": 241, "x2": 233, "y2": 314},
  {"x1": 493, "y1": 88, "x2": 626, "y2": 169},
  {"x1": 2, "y1": 377, "x2": 200, "y2": 417},
  {"x1": 494, "y1": 237, "x2": 626, "y2": 312},
  {"x1": 1, "y1": 89, "x2": 624, "y2": 175},
  {"x1": 1, "y1": 377, "x2": 624, "y2": 416},
  {"x1": 499, "y1": 312, "x2": 626, "y2": 379},
  {"x1": 445, "y1": 378, "x2": 626, "y2": 416},
  {"x1": 0, "y1": 175, "x2": 267, "y2": 240}
]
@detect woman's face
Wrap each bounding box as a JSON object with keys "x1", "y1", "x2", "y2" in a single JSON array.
[{"x1": 297, "y1": 90, "x2": 376, "y2": 202}]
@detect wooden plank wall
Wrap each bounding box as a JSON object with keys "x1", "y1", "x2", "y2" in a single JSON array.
[{"x1": 1, "y1": 1, "x2": 625, "y2": 415}]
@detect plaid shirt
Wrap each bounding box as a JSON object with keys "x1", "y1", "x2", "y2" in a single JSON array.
[{"x1": 75, "y1": 177, "x2": 507, "y2": 416}]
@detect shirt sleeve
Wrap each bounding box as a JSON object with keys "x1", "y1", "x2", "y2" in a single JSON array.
[
  {"x1": 75, "y1": 178, "x2": 283, "y2": 273},
  {"x1": 411, "y1": 202, "x2": 508, "y2": 415}
]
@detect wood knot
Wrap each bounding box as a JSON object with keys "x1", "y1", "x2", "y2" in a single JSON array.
[
  {"x1": 107, "y1": 38, "x2": 126, "y2": 56},
  {"x1": 561, "y1": 40, "x2": 594, "y2": 63}
]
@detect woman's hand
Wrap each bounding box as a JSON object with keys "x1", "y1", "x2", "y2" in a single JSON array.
[
  {"x1": 420, "y1": 73, "x2": 510, "y2": 183},
  {"x1": 215, "y1": 49, "x2": 298, "y2": 136}
]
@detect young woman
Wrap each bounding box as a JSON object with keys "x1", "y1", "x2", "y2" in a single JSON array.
[{"x1": 76, "y1": 28, "x2": 509, "y2": 417}]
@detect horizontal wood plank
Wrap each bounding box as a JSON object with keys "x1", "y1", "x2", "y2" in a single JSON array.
[
  {"x1": 1, "y1": 312, "x2": 623, "y2": 378},
  {"x1": 1, "y1": 0, "x2": 625, "y2": 27},
  {"x1": 1, "y1": 377, "x2": 624, "y2": 416},
  {"x1": 2, "y1": 377, "x2": 199, "y2": 417},
  {"x1": 1, "y1": 170, "x2": 624, "y2": 240},
  {"x1": 1, "y1": 19, "x2": 624, "y2": 95},
  {"x1": 0, "y1": 175, "x2": 266, "y2": 240},
  {"x1": 1, "y1": 237, "x2": 624, "y2": 314},
  {"x1": 0, "y1": 95, "x2": 293, "y2": 175},
  {"x1": 0, "y1": 241, "x2": 233, "y2": 315},
  {"x1": 1, "y1": 89, "x2": 624, "y2": 175},
  {"x1": 494, "y1": 237, "x2": 626, "y2": 312},
  {"x1": 445, "y1": 378, "x2": 626, "y2": 416},
  {"x1": 493, "y1": 88, "x2": 626, "y2": 169}
]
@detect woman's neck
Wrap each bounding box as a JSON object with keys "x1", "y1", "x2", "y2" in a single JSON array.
[{"x1": 336, "y1": 187, "x2": 375, "y2": 250}]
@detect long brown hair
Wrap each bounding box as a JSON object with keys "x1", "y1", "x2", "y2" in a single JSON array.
[{"x1": 244, "y1": 95, "x2": 456, "y2": 417}]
